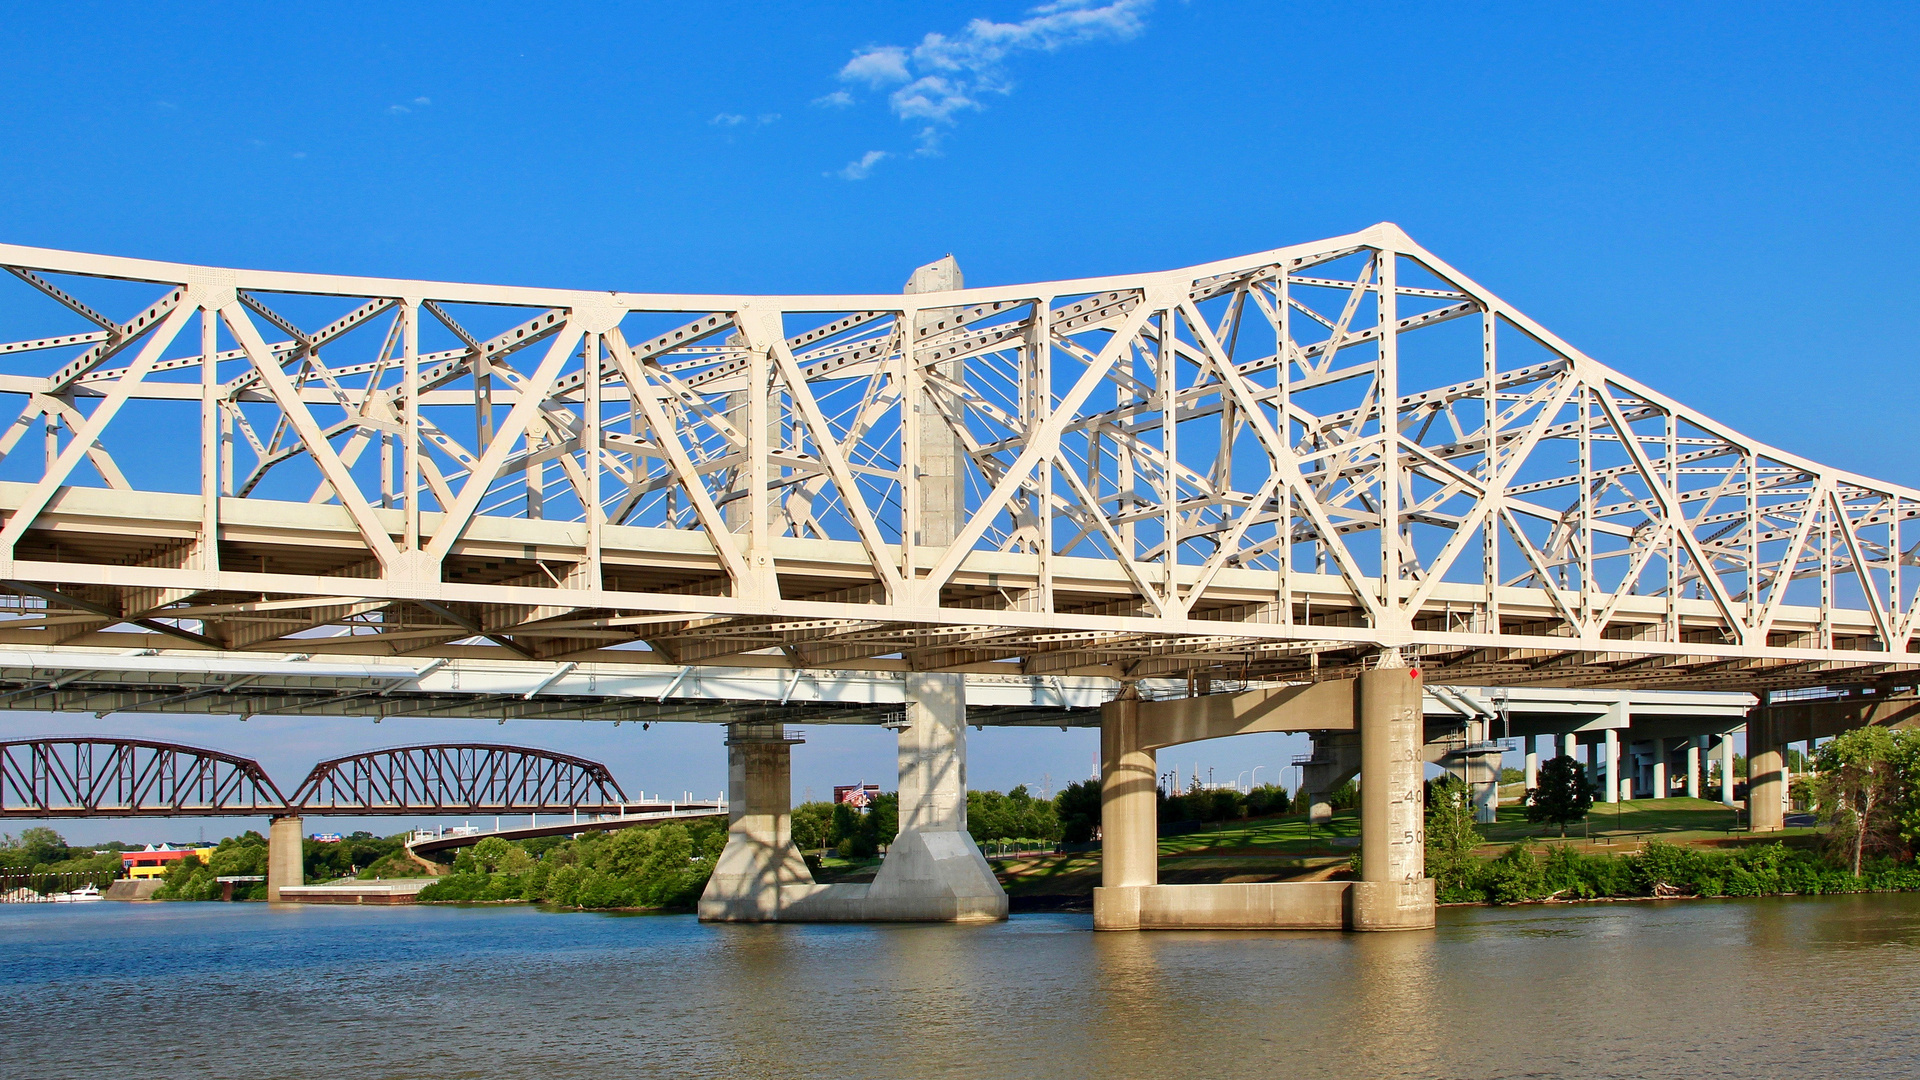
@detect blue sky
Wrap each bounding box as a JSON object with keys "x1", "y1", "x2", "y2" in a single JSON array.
[{"x1": 1, "y1": 2, "x2": 1916, "y2": 842}]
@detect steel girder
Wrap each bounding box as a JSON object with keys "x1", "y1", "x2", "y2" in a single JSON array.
[{"x1": 0, "y1": 223, "x2": 1913, "y2": 694}]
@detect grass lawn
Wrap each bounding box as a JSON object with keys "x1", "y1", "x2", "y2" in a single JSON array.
[
  {"x1": 1479, "y1": 797, "x2": 1818, "y2": 852},
  {"x1": 995, "y1": 799, "x2": 1820, "y2": 897},
  {"x1": 814, "y1": 799, "x2": 1819, "y2": 899}
]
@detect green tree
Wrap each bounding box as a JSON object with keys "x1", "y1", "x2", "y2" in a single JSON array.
[
  {"x1": 469, "y1": 836, "x2": 514, "y2": 873},
  {"x1": 17, "y1": 826, "x2": 67, "y2": 868},
  {"x1": 791, "y1": 801, "x2": 834, "y2": 852},
  {"x1": 1812, "y1": 725, "x2": 1906, "y2": 875},
  {"x1": 1055, "y1": 779, "x2": 1101, "y2": 844},
  {"x1": 1424, "y1": 776, "x2": 1483, "y2": 902},
  {"x1": 1525, "y1": 755, "x2": 1595, "y2": 836}
]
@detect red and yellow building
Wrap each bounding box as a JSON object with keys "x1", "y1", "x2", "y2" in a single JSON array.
[{"x1": 121, "y1": 845, "x2": 216, "y2": 880}]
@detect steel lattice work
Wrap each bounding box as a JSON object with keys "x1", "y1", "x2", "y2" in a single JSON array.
[
  {"x1": 287, "y1": 743, "x2": 630, "y2": 814},
  {"x1": 0, "y1": 224, "x2": 1914, "y2": 692},
  {"x1": 0, "y1": 737, "x2": 286, "y2": 817}
]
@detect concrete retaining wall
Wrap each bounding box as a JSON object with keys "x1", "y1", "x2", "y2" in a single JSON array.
[{"x1": 1094, "y1": 882, "x2": 1353, "y2": 930}]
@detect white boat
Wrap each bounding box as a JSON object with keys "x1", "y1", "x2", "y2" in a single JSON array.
[{"x1": 52, "y1": 885, "x2": 103, "y2": 902}]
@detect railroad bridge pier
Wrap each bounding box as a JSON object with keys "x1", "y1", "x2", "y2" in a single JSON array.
[{"x1": 266, "y1": 814, "x2": 304, "y2": 901}]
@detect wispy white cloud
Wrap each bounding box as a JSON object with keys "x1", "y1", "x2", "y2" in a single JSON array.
[
  {"x1": 712, "y1": 112, "x2": 781, "y2": 129},
  {"x1": 412, "y1": 96, "x2": 432, "y2": 106},
  {"x1": 824, "y1": 1, "x2": 1151, "y2": 176},
  {"x1": 834, "y1": 150, "x2": 890, "y2": 180}
]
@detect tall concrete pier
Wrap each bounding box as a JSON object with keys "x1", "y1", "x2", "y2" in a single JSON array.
[{"x1": 1349, "y1": 663, "x2": 1436, "y2": 930}]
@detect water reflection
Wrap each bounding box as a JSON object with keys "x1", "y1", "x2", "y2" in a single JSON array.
[{"x1": 4, "y1": 896, "x2": 1919, "y2": 1079}]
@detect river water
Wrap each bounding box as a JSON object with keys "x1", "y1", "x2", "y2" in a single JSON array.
[{"x1": 4, "y1": 895, "x2": 1918, "y2": 1079}]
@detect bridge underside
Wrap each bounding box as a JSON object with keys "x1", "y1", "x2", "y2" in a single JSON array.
[
  {"x1": 0, "y1": 647, "x2": 1120, "y2": 724},
  {"x1": 0, "y1": 483, "x2": 1907, "y2": 695}
]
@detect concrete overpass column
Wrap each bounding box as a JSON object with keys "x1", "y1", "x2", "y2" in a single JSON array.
[
  {"x1": 1469, "y1": 747, "x2": 1499, "y2": 825},
  {"x1": 1686, "y1": 738, "x2": 1703, "y2": 799},
  {"x1": 1300, "y1": 731, "x2": 1359, "y2": 825},
  {"x1": 698, "y1": 723, "x2": 812, "y2": 921},
  {"x1": 267, "y1": 815, "x2": 303, "y2": 902},
  {"x1": 1720, "y1": 734, "x2": 1736, "y2": 805},
  {"x1": 1603, "y1": 729, "x2": 1619, "y2": 804},
  {"x1": 1350, "y1": 662, "x2": 1435, "y2": 931},
  {"x1": 1561, "y1": 731, "x2": 1578, "y2": 761},
  {"x1": 1747, "y1": 711, "x2": 1785, "y2": 831},
  {"x1": 863, "y1": 671, "x2": 1006, "y2": 920},
  {"x1": 1093, "y1": 696, "x2": 1158, "y2": 930},
  {"x1": 1524, "y1": 738, "x2": 1538, "y2": 790},
  {"x1": 1650, "y1": 738, "x2": 1668, "y2": 799}
]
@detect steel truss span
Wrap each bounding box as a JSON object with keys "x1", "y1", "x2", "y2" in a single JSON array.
[
  {"x1": 0, "y1": 737, "x2": 285, "y2": 817},
  {"x1": 0, "y1": 737, "x2": 644, "y2": 817},
  {"x1": 288, "y1": 743, "x2": 629, "y2": 815},
  {"x1": 0, "y1": 224, "x2": 1913, "y2": 693}
]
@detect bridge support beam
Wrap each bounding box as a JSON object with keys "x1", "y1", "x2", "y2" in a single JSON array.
[
  {"x1": 267, "y1": 815, "x2": 303, "y2": 901},
  {"x1": 1603, "y1": 729, "x2": 1619, "y2": 804},
  {"x1": 1093, "y1": 669, "x2": 1432, "y2": 932}
]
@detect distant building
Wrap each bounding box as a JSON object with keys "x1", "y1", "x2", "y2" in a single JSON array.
[{"x1": 120, "y1": 845, "x2": 215, "y2": 880}]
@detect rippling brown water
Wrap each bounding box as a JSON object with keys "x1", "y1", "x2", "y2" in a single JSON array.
[{"x1": 5, "y1": 893, "x2": 1918, "y2": 1079}]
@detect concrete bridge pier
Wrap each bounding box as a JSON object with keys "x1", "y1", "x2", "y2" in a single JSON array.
[
  {"x1": 1747, "y1": 709, "x2": 1786, "y2": 832},
  {"x1": 267, "y1": 814, "x2": 303, "y2": 901},
  {"x1": 697, "y1": 722, "x2": 812, "y2": 920},
  {"x1": 858, "y1": 672, "x2": 1008, "y2": 921},
  {"x1": 1350, "y1": 663, "x2": 1437, "y2": 931},
  {"x1": 1094, "y1": 666, "x2": 1433, "y2": 932},
  {"x1": 697, "y1": 680, "x2": 1007, "y2": 923}
]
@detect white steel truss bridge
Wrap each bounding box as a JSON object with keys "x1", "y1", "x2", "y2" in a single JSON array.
[{"x1": 0, "y1": 223, "x2": 1913, "y2": 702}]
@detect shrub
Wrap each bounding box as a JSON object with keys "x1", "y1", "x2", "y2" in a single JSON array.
[
  {"x1": 1245, "y1": 784, "x2": 1291, "y2": 817},
  {"x1": 1485, "y1": 841, "x2": 1546, "y2": 904}
]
